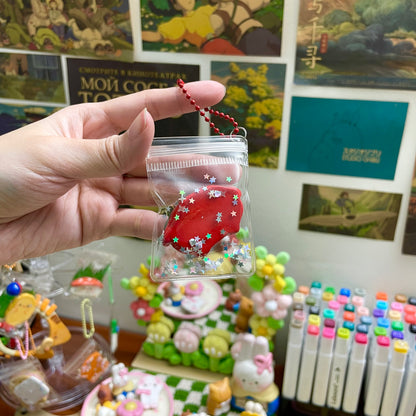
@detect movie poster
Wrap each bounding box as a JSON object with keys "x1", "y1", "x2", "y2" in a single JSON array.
[
  {"x1": 295, "y1": 0, "x2": 416, "y2": 90},
  {"x1": 141, "y1": 0, "x2": 284, "y2": 56},
  {"x1": 0, "y1": 52, "x2": 65, "y2": 103},
  {"x1": 67, "y1": 58, "x2": 200, "y2": 137},
  {"x1": 402, "y1": 162, "x2": 416, "y2": 255},
  {"x1": 299, "y1": 184, "x2": 402, "y2": 241},
  {"x1": 286, "y1": 97, "x2": 408, "y2": 179},
  {"x1": 0, "y1": 102, "x2": 61, "y2": 134},
  {"x1": 211, "y1": 61, "x2": 286, "y2": 169},
  {"x1": 0, "y1": 0, "x2": 133, "y2": 61}
]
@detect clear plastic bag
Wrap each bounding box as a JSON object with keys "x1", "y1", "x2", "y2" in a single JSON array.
[{"x1": 146, "y1": 135, "x2": 255, "y2": 282}]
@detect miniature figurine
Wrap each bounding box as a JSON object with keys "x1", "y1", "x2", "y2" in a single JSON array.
[
  {"x1": 206, "y1": 377, "x2": 232, "y2": 416},
  {"x1": 111, "y1": 363, "x2": 135, "y2": 401},
  {"x1": 135, "y1": 375, "x2": 164, "y2": 410},
  {"x1": 235, "y1": 296, "x2": 254, "y2": 333},
  {"x1": 230, "y1": 333, "x2": 279, "y2": 415},
  {"x1": 225, "y1": 288, "x2": 242, "y2": 311}
]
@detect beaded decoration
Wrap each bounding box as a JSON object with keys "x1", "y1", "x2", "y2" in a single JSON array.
[{"x1": 177, "y1": 79, "x2": 239, "y2": 136}]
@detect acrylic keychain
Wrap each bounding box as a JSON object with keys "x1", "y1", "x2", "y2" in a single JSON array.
[{"x1": 146, "y1": 79, "x2": 255, "y2": 282}]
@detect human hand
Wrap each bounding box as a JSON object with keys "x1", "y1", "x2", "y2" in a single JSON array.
[{"x1": 0, "y1": 81, "x2": 226, "y2": 264}]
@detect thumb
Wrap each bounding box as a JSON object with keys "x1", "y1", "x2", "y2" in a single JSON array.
[{"x1": 52, "y1": 108, "x2": 154, "y2": 180}]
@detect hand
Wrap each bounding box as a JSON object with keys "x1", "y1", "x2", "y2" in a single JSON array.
[{"x1": 0, "y1": 81, "x2": 226, "y2": 264}]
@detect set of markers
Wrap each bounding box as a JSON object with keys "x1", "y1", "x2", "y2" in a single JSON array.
[{"x1": 281, "y1": 282, "x2": 416, "y2": 416}]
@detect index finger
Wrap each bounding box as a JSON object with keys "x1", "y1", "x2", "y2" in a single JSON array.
[{"x1": 101, "y1": 80, "x2": 226, "y2": 133}]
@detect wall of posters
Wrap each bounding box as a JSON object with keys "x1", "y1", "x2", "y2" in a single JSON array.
[{"x1": 3, "y1": 0, "x2": 416, "y2": 333}]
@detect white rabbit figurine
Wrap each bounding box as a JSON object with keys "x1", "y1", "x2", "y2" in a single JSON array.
[{"x1": 230, "y1": 333, "x2": 279, "y2": 415}]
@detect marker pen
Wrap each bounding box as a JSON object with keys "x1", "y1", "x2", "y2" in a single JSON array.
[
  {"x1": 296, "y1": 324, "x2": 320, "y2": 403},
  {"x1": 342, "y1": 332, "x2": 368, "y2": 414},
  {"x1": 363, "y1": 336, "x2": 390, "y2": 416},
  {"x1": 376, "y1": 300, "x2": 389, "y2": 314},
  {"x1": 377, "y1": 317, "x2": 390, "y2": 330},
  {"x1": 395, "y1": 293, "x2": 407, "y2": 304},
  {"x1": 312, "y1": 327, "x2": 336, "y2": 407},
  {"x1": 309, "y1": 305, "x2": 320, "y2": 316},
  {"x1": 397, "y1": 346, "x2": 416, "y2": 416},
  {"x1": 344, "y1": 303, "x2": 355, "y2": 313},
  {"x1": 343, "y1": 311, "x2": 355, "y2": 323},
  {"x1": 407, "y1": 296, "x2": 416, "y2": 306},
  {"x1": 337, "y1": 294, "x2": 349, "y2": 307},
  {"x1": 282, "y1": 310, "x2": 306, "y2": 399},
  {"x1": 322, "y1": 290, "x2": 334, "y2": 308},
  {"x1": 404, "y1": 304, "x2": 416, "y2": 315},
  {"x1": 343, "y1": 321, "x2": 354, "y2": 333},
  {"x1": 376, "y1": 291, "x2": 388, "y2": 301},
  {"x1": 328, "y1": 300, "x2": 340, "y2": 319},
  {"x1": 327, "y1": 327, "x2": 350, "y2": 410},
  {"x1": 339, "y1": 287, "x2": 351, "y2": 299},
  {"x1": 297, "y1": 285, "x2": 310, "y2": 296},
  {"x1": 324, "y1": 318, "x2": 336, "y2": 329},
  {"x1": 323, "y1": 308, "x2": 335, "y2": 320},
  {"x1": 380, "y1": 340, "x2": 409, "y2": 416},
  {"x1": 373, "y1": 308, "x2": 385, "y2": 319},
  {"x1": 305, "y1": 295, "x2": 317, "y2": 308},
  {"x1": 308, "y1": 313, "x2": 320, "y2": 328},
  {"x1": 357, "y1": 306, "x2": 370, "y2": 319},
  {"x1": 388, "y1": 309, "x2": 401, "y2": 322},
  {"x1": 351, "y1": 295, "x2": 364, "y2": 308},
  {"x1": 390, "y1": 301, "x2": 404, "y2": 314},
  {"x1": 356, "y1": 324, "x2": 369, "y2": 334}
]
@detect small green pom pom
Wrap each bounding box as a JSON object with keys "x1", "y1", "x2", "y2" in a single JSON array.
[
  {"x1": 282, "y1": 276, "x2": 296, "y2": 294},
  {"x1": 248, "y1": 274, "x2": 264, "y2": 292},
  {"x1": 255, "y1": 245, "x2": 268, "y2": 259},
  {"x1": 120, "y1": 278, "x2": 130, "y2": 289},
  {"x1": 276, "y1": 251, "x2": 290, "y2": 264}
]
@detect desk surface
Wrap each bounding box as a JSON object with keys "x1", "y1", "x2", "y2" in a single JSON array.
[{"x1": 0, "y1": 317, "x2": 146, "y2": 416}]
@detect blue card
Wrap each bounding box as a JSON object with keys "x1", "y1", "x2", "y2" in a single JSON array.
[{"x1": 286, "y1": 97, "x2": 408, "y2": 179}]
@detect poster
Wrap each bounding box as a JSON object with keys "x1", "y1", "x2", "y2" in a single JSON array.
[
  {"x1": 299, "y1": 184, "x2": 402, "y2": 241},
  {"x1": 295, "y1": 0, "x2": 416, "y2": 90},
  {"x1": 141, "y1": 0, "x2": 284, "y2": 56},
  {"x1": 0, "y1": 0, "x2": 133, "y2": 61},
  {"x1": 286, "y1": 97, "x2": 408, "y2": 179},
  {"x1": 402, "y1": 162, "x2": 416, "y2": 255},
  {"x1": 211, "y1": 61, "x2": 286, "y2": 169},
  {"x1": 67, "y1": 58, "x2": 200, "y2": 137},
  {"x1": 0, "y1": 52, "x2": 65, "y2": 103},
  {"x1": 0, "y1": 102, "x2": 61, "y2": 134}
]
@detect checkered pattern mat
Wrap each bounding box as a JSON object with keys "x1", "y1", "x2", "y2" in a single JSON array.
[
  {"x1": 150, "y1": 372, "x2": 241, "y2": 416},
  {"x1": 192, "y1": 280, "x2": 236, "y2": 339}
]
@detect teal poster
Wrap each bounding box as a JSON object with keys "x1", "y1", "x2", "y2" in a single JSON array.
[{"x1": 286, "y1": 97, "x2": 408, "y2": 179}]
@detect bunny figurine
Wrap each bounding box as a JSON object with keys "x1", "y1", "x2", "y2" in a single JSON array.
[{"x1": 230, "y1": 333, "x2": 279, "y2": 415}]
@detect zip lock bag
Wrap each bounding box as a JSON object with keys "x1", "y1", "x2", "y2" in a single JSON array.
[{"x1": 146, "y1": 134, "x2": 255, "y2": 282}]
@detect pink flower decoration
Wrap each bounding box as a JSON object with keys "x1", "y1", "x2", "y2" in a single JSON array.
[
  {"x1": 252, "y1": 284, "x2": 293, "y2": 320},
  {"x1": 184, "y1": 281, "x2": 203, "y2": 297},
  {"x1": 130, "y1": 299, "x2": 155, "y2": 321}
]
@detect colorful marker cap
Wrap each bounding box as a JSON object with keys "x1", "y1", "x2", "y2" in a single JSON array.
[
  {"x1": 322, "y1": 327, "x2": 335, "y2": 338},
  {"x1": 354, "y1": 287, "x2": 367, "y2": 298},
  {"x1": 337, "y1": 294, "x2": 349, "y2": 305},
  {"x1": 337, "y1": 327, "x2": 350, "y2": 339},
  {"x1": 391, "y1": 321, "x2": 404, "y2": 332},
  {"x1": 308, "y1": 314, "x2": 321, "y2": 327},
  {"x1": 344, "y1": 303, "x2": 355, "y2": 312},
  {"x1": 395, "y1": 293, "x2": 407, "y2": 303},
  {"x1": 351, "y1": 295, "x2": 364, "y2": 307},
  {"x1": 377, "y1": 317, "x2": 390, "y2": 329},
  {"x1": 298, "y1": 285, "x2": 310, "y2": 295},
  {"x1": 409, "y1": 324, "x2": 416, "y2": 334},
  {"x1": 374, "y1": 326, "x2": 387, "y2": 337},
  {"x1": 377, "y1": 335, "x2": 390, "y2": 347},
  {"x1": 376, "y1": 300, "x2": 388, "y2": 310},
  {"x1": 293, "y1": 292, "x2": 306, "y2": 304},
  {"x1": 328, "y1": 300, "x2": 340, "y2": 311},
  {"x1": 357, "y1": 306, "x2": 369, "y2": 317},
  {"x1": 323, "y1": 309, "x2": 335, "y2": 319},
  {"x1": 373, "y1": 308, "x2": 384, "y2": 318},
  {"x1": 394, "y1": 340, "x2": 409, "y2": 354},
  {"x1": 376, "y1": 292, "x2": 388, "y2": 301},
  {"x1": 408, "y1": 296, "x2": 416, "y2": 306},
  {"x1": 324, "y1": 318, "x2": 336, "y2": 328},
  {"x1": 405, "y1": 314, "x2": 416, "y2": 324},
  {"x1": 309, "y1": 305, "x2": 320, "y2": 316},
  {"x1": 355, "y1": 332, "x2": 368, "y2": 344},
  {"x1": 306, "y1": 295, "x2": 317, "y2": 306},
  {"x1": 343, "y1": 321, "x2": 355, "y2": 331},
  {"x1": 307, "y1": 324, "x2": 320, "y2": 336},
  {"x1": 324, "y1": 286, "x2": 336, "y2": 295},
  {"x1": 357, "y1": 324, "x2": 369, "y2": 334},
  {"x1": 404, "y1": 304, "x2": 416, "y2": 314},
  {"x1": 391, "y1": 302, "x2": 404, "y2": 312},
  {"x1": 340, "y1": 288, "x2": 351, "y2": 297},
  {"x1": 343, "y1": 311, "x2": 355, "y2": 322},
  {"x1": 389, "y1": 310, "x2": 402, "y2": 321},
  {"x1": 322, "y1": 291, "x2": 334, "y2": 302},
  {"x1": 391, "y1": 330, "x2": 404, "y2": 340},
  {"x1": 311, "y1": 281, "x2": 322, "y2": 289},
  {"x1": 360, "y1": 316, "x2": 372, "y2": 326},
  {"x1": 310, "y1": 287, "x2": 322, "y2": 297}
]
